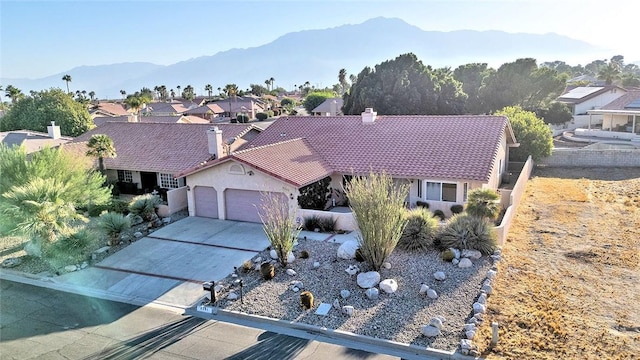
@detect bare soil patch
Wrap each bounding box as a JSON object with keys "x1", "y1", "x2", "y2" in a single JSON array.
[{"x1": 475, "y1": 167, "x2": 640, "y2": 359}]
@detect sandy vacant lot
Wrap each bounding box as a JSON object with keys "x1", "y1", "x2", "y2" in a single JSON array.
[{"x1": 476, "y1": 167, "x2": 640, "y2": 359}]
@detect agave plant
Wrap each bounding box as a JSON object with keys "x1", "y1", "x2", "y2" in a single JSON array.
[
  {"x1": 398, "y1": 208, "x2": 439, "y2": 252},
  {"x1": 439, "y1": 214, "x2": 497, "y2": 255}
]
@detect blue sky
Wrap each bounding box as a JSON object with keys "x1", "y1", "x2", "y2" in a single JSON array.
[{"x1": 1, "y1": 0, "x2": 638, "y2": 79}]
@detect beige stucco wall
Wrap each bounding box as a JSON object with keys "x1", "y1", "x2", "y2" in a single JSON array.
[
  {"x1": 601, "y1": 114, "x2": 633, "y2": 131},
  {"x1": 185, "y1": 160, "x2": 299, "y2": 218}
]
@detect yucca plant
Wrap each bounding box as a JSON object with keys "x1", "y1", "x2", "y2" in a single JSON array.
[
  {"x1": 98, "y1": 211, "x2": 131, "y2": 243},
  {"x1": 465, "y1": 188, "x2": 501, "y2": 220},
  {"x1": 346, "y1": 171, "x2": 408, "y2": 271},
  {"x1": 44, "y1": 227, "x2": 98, "y2": 266},
  {"x1": 398, "y1": 207, "x2": 439, "y2": 252},
  {"x1": 439, "y1": 214, "x2": 497, "y2": 255},
  {"x1": 128, "y1": 194, "x2": 161, "y2": 221}
]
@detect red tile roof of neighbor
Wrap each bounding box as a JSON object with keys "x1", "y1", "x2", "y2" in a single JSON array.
[
  {"x1": 92, "y1": 102, "x2": 129, "y2": 116},
  {"x1": 72, "y1": 123, "x2": 257, "y2": 173},
  {"x1": 179, "y1": 115, "x2": 516, "y2": 185},
  {"x1": 601, "y1": 90, "x2": 640, "y2": 110}
]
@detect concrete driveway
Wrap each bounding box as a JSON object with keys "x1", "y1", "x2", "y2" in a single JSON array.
[{"x1": 53, "y1": 217, "x2": 269, "y2": 309}]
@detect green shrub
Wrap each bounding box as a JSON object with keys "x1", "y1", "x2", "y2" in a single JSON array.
[
  {"x1": 109, "y1": 199, "x2": 129, "y2": 214},
  {"x1": 304, "y1": 215, "x2": 320, "y2": 231},
  {"x1": 256, "y1": 112, "x2": 268, "y2": 121},
  {"x1": 466, "y1": 188, "x2": 501, "y2": 220},
  {"x1": 433, "y1": 209, "x2": 445, "y2": 221},
  {"x1": 398, "y1": 208, "x2": 438, "y2": 252},
  {"x1": 317, "y1": 216, "x2": 337, "y2": 232},
  {"x1": 128, "y1": 194, "x2": 161, "y2": 221},
  {"x1": 416, "y1": 200, "x2": 429, "y2": 209},
  {"x1": 266, "y1": 110, "x2": 274, "y2": 117},
  {"x1": 297, "y1": 177, "x2": 331, "y2": 210},
  {"x1": 450, "y1": 204, "x2": 464, "y2": 214},
  {"x1": 98, "y1": 212, "x2": 131, "y2": 238},
  {"x1": 44, "y1": 227, "x2": 98, "y2": 266},
  {"x1": 281, "y1": 98, "x2": 295, "y2": 107},
  {"x1": 236, "y1": 114, "x2": 250, "y2": 123},
  {"x1": 438, "y1": 214, "x2": 497, "y2": 255}
]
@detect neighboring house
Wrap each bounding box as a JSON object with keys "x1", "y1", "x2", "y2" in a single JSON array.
[
  {"x1": 89, "y1": 102, "x2": 129, "y2": 118},
  {"x1": 141, "y1": 101, "x2": 189, "y2": 116},
  {"x1": 184, "y1": 104, "x2": 225, "y2": 121},
  {"x1": 177, "y1": 108, "x2": 518, "y2": 223},
  {"x1": 72, "y1": 122, "x2": 262, "y2": 195},
  {"x1": 556, "y1": 86, "x2": 627, "y2": 131},
  {"x1": 0, "y1": 122, "x2": 71, "y2": 153},
  {"x1": 311, "y1": 98, "x2": 343, "y2": 116},
  {"x1": 585, "y1": 90, "x2": 640, "y2": 139},
  {"x1": 93, "y1": 114, "x2": 209, "y2": 127},
  {"x1": 210, "y1": 99, "x2": 265, "y2": 119}
]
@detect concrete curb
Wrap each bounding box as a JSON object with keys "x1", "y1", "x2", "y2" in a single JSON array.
[
  {"x1": 0, "y1": 269, "x2": 187, "y2": 314},
  {"x1": 185, "y1": 302, "x2": 479, "y2": 360}
]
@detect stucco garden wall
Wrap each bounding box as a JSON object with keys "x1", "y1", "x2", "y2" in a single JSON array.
[
  {"x1": 495, "y1": 156, "x2": 533, "y2": 245},
  {"x1": 539, "y1": 148, "x2": 640, "y2": 167}
]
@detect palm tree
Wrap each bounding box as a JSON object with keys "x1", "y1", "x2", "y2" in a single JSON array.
[
  {"x1": 176, "y1": 85, "x2": 182, "y2": 99},
  {"x1": 124, "y1": 95, "x2": 145, "y2": 115},
  {"x1": 86, "y1": 134, "x2": 117, "y2": 174},
  {"x1": 269, "y1": 77, "x2": 275, "y2": 91},
  {"x1": 338, "y1": 68, "x2": 347, "y2": 95},
  {"x1": 62, "y1": 74, "x2": 72, "y2": 93},
  {"x1": 223, "y1": 84, "x2": 238, "y2": 118},
  {"x1": 465, "y1": 188, "x2": 501, "y2": 220},
  {"x1": 120, "y1": 89, "x2": 126, "y2": 100},
  {"x1": 88, "y1": 91, "x2": 96, "y2": 101},
  {"x1": 170, "y1": 88, "x2": 175, "y2": 99},
  {"x1": 598, "y1": 63, "x2": 622, "y2": 85},
  {"x1": 5, "y1": 85, "x2": 23, "y2": 103},
  {"x1": 205, "y1": 84, "x2": 213, "y2": 99},
  {"x1": 264, "y1": 79, "x2": 271, "y2": 91}
]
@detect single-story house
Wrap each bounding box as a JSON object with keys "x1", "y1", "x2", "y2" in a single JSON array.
[
  {"x1": 141, "y1": 101, "x2": 190, "y2": 116},
  {"x1": 93, "y1": 114, "x2": 209, "y2": 127},
  {"x1": 587, "y1": 90, "x2": 640, "y2": 135},
  {"x1": 177, "y1": 108, "x2": 519, "y2": 224},
  {"x1": 210, "y1": 99, "x2": 265, "y2": 119},
  {"x1": 0, "y1": 122, "x2": 72, "y2": 154},
  {"x1": 184, "y1": 104, "x2": 226, "y2": 121},
  {"x1": 71, "y1": 122, "x2": 262, "y2": 197},
  {"x1": 556, "y1": 86, "x2": 626, "y2": 130},
  {"x1": 311, "y1": 98, "x2": 343, "y2": 116},
  {"x1": 89, "y1": 102, "x2": 129, "y2": 118}
]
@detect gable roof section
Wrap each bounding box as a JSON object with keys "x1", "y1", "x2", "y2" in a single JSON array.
[
  {"x1": 0, "y1": 130, "x2": 72, "y2": 153},
  {"x1": 601, "y1": 90, "x2": 640, "y2": 110},
  {"x1": 185, "y1": 104, "x2": 225, "y2": 115},
  {"x1": 72, "y1": 123, "x2": 256, "y2": 173},
  {"x1": 232, "y1": 115, "x2": 514, "y2": 183},
  {"x1": 558, "y1": 86, "x2": 626, "y2": 104},
  {"x1": 91, "y1": 102, "x2": 129, "y2": 116},
  {"x1": 312, "y1": 98, "x2": 344, "y2": 114}
]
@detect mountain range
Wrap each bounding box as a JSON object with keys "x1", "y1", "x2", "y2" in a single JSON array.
[{"x1": 1, "y1": 17, "x2": 607, "y2": 100}]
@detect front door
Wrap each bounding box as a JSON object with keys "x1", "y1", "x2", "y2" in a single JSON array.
[{"x1": 140, "y1": 172, "x2": 158, "y2": 193}]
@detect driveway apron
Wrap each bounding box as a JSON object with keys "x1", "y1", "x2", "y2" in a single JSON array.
[{"x1": 54, "y1": 217, "x2": 270, "y2": 308}]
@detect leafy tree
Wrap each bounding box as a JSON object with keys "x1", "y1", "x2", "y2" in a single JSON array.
[
  {"x1": 303, "y1": 91, "x2": 334, "y2": 113},
  {"x1": 338, "y1": 68, "x2": 348, "y2": 95},
  {"x1": 4, "y1": 85, "x2": 24, "y2": 104},
  {"x1": 497, "y1": 106, "x2": 553, "y2": 162},
  {"x1": 479, "y1": 58, "x2": 566, "y2": 113},
  {"x1": 345, "y1": 171, "x2": 408, "y2": 271},
  {"x1": 62, "y1": 74, "x2": 72, "y2": 93},
  {"x1": 453, "y1": 63, "x2": 494, "y2": 114},
  {"x1": 622, "y1": 73, "x2": 640, "y2": 87},
  {"x1": 257, "y1": 192, "x2": 300, "y2": 267},
  {"x1": 465, "y1": 188, "x2": 501, "y2": 220},
  {"x1": 342, "y1": 53, "x2": 466, "y2": 115},
  {"x1": 86, "y1": 134, "x2": 117, "y2": 174},
  {"x1": 539, "y1": 102, "x2": 572, "y2": 125},
  {"x1": 0, "y1": 145, "x2": 111, "y2": 244},
  {"x1": 249, "y1": 84, "x2": 268, "y2": 96},
  {"x1": 0, "y1": 88, "x2": 93, "y2": 136},
  {"x1": 280, "y1": 98, "x2": 295, "y2": 107}
]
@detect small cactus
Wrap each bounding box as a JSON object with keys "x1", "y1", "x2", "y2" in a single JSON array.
[
  {"x1": 300, "y1": 291, "x2": 314, "y2": 310},
  {"x1": 441, "y1": 249, "x2": 455, "y2": 262},
  {"x1": 260, "y1": 262, "x2": 275, "y2": 280}
]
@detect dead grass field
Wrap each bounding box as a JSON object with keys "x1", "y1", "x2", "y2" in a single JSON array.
[{"x1": 475, "y1": 167, "x2": 640, "y2": 359}]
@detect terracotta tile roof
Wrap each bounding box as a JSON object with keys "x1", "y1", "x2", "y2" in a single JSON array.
[
  {"x1": 238, "y1": 115, "x2": 515, "y2": 182},
  {"x1": 232, "y1": 138, "x2": 333, "y2": 187},
  {"x1": 185, "y1": 104, "x2": 225, "y2": 115},
  {"x1": 72, "y1": 123, "x2": 256, "y2": 174},
  {"x1": 144, "y1": 102, "x2": 188, "y2": 114},
  {"x1": 94, "y1": 115, "x2": 195, "y2": 126},
  {"x1": 181, "y1": 115, "x2": 211, "y2": 124},
  {"x1": 601, "y1": 90, "x2": 640, "y2": 110},
  {"x1": 91, "y1": 102, "x2": 129, "y2": 116}
]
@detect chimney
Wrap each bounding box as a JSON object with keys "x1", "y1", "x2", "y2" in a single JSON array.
[
  {"x1": 207, "y1": 126, "x2": 224, "y2": 159},
  {"x1": 127, "y1": 114, "x2": 139, "y2": 122},
  {"x1": 330, "y1": 99, "x2": 338, "y2": 116},
  {"x1": 47, "y1": 121, "x2": 61, "y2": 139},
  {"x1": 361, "y1": 108, "x2": 376, "y2": 124}
]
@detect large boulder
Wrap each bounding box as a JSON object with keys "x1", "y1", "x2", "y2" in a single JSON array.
[
  {"x1": 357, "y1": 271, "x2": 381, "y2": 289},
  {"x1": 337, "y1": 240, "x2": 359, "y2": 260}
]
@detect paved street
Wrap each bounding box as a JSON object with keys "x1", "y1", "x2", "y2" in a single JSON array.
[{"x1": 0, "y1": 280, "x2": 396, "y2": 360}]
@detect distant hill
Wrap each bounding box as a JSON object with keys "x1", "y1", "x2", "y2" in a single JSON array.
[{"x1": 1, "y1": 17, "x2": 604, "y2": 99}]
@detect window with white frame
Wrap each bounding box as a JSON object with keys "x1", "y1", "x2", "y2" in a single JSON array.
[
  {"x1": 159, "y1": 173, "x2": 179, "y2": 189},
  {"x1": 117, "y1": 170, "x2": 132, "y2": 182},
  {"x1": 425, "y1": 181, "x2": 457, "y2": 202}
]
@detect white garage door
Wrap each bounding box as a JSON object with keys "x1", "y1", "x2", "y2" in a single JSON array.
[
  {"x1": 225, "y1": 189, "x2": 287, "y2": 223},
  {"x1": 194, "y1": 186, "x2": 218, "y2": 218}
]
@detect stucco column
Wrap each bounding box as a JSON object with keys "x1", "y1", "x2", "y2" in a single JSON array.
[
  {"x1": 633, "y1": 114, "x2": 637, "y2": 134},
  {"x1": 217, "y1": 188, "x2": 226, "y2": 220}
]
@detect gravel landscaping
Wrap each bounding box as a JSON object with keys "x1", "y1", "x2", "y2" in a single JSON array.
[{"x1": 216, "y1": 236, "x2": 494, "y2": 351}]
